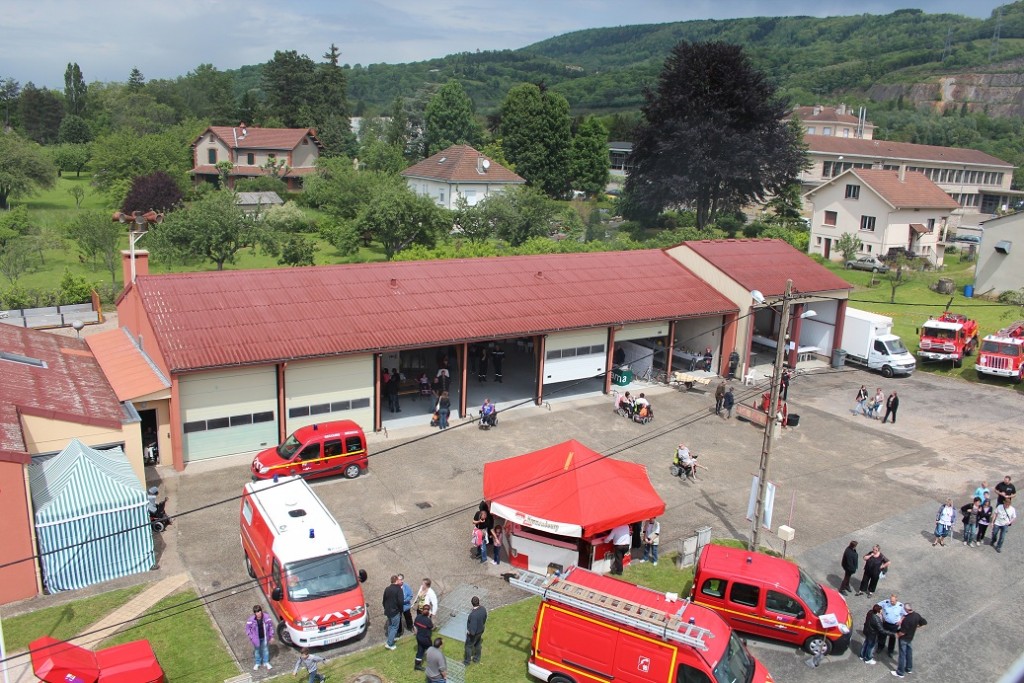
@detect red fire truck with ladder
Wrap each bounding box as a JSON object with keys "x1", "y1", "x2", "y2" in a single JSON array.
[
  {"x1": 976, "y1": 320, "x2": 1024, "y2": 383},
  {"x1": 917, "y1": 312, "x2": 979, "y2": 368}
]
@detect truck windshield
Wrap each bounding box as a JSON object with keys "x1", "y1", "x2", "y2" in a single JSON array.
[
  {"x1": 981, "y1": 340, "x2": 1022, "y2": 356},
  {"x1": 708, "y1": 631, "x2": 755, "y2": 683},
  {"x1": 277, "y1": 435, "x2": 302, "y2": 458},
  {"x1": 884, "y1": 338, "x2": 908, "y2": 355},
  {"x1": 924, "y1": 327, "x2": 955, "y2": 340},
  {"x1": 285, "y1": 552, "x2": 360, "y2": 602},
  {"x1": 796, "y1": 568, "x2": 827, "y2": 616}
]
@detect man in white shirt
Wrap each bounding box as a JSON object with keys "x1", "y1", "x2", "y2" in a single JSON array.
[
  {"x1": 604, "y1": 524, "x2": 632, "y2": 575},
  {"x1": 641, "y1": 518, "x2": 660, "y2": 565},
  {"x1": 991, "y1": 500, "x2": 1017, "y2": 553}
]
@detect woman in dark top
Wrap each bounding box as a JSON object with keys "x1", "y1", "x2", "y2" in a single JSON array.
[
  {"x1": 438, "y1": 391, "x2": 451, "y2": 429},
  {"x1": 413, "y1": 604, "x2": 434, "y2": 670}
]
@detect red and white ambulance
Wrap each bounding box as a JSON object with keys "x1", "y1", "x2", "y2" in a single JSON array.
[
  {"x1": 250, "y1": 420, "x2": 368, "y2": 481},
  {"x1": 240, "y1": 476, "x2": 368, "y2": 647},
  {"x1": 511, "y1": 566, "x2": 774, "y2": 683}
]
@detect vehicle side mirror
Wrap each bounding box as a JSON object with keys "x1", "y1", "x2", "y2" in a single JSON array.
[
  {"x1": 271, "y1": 587, "x2": 283, "y2": 601},
  {"x1": 358, "y1": 569, "x2": 368, "y2": 583},
  {"x1": 797, "y1": 610, "x2": 806, "y2": 620},
  {"x1": 915, "y1": 328, "x2": 919, "y2": 335}
]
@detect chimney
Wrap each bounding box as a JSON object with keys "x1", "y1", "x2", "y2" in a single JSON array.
[
  {"x1": 813, "y1": 105, "x2": 822, "y2": 116},
  {"x1": 837, "y1": 103, "x2": 846, "y2": 115},
  {"x1": 477, "y1": 156, "x2": 485, "y2": 173},
  {"x1": 121, "y1": 249, "x2": 150, "y2": 285}
]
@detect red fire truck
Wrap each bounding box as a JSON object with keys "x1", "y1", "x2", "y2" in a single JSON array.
[
  {"x1": 917, "y1": 312, "x2": 979, "y2": 368},
  {"x1": 976, "y1": 320, "x2": 1024, "y2": 383}
]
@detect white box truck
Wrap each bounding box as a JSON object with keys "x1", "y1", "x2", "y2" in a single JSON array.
[{"x1": 841, "y1": 308, "x2": 916, "y2": 377}]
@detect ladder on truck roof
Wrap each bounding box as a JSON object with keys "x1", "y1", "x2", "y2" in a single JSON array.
[
  {"x1": 997, "y1": 321, "x2": 1024, "y2": 338},
  {"x1": 509, "y1": 569, "x2": 713, "y2": 652}
]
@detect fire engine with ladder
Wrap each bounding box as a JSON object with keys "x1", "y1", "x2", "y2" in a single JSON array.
[
  {"x1": 917, "y1": 311, "x2": 979, "y2": 368},
  {"x1": 976, "y1": 320, "x2": 1024, "y2": 383},
  {"x1": 510, "y1": 566, "x2": 773, "y2": 683}
]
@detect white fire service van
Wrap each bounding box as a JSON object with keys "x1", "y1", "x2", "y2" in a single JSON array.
[{"x1": 240, "y1": 476, "x2": 368, "y2": 647}]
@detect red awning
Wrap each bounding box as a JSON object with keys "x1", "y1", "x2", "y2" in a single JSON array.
[
  {"x1": 483, "y1": 440, "x2": 665, "y2": 539},
  {"x1": 30, "y1": 637, "x2": 164, "y2": 683}
]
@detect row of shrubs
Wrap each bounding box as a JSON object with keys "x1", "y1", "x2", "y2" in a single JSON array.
[{"x1": 0, "y1": 270, "x2": 109, "y2": 310}]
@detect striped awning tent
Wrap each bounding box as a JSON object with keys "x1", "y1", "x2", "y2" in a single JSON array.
[{"x1": 29, "y1": 439, "x2": 154, "y2": 593}]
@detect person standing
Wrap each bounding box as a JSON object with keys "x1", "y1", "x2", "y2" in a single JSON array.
[
  {"x1": 780, "y1": 368, "x2": 791, "y2": 401},
  {"x1": 977, "y1": 497, "x2": 994, "y2": 546},
  {"x1": 413, "y1": 604, "x2": 434, "y2": 671},
  {"x1": 604, "y1": 524, "x2": 632, "y2": 575},
  {"x1": 856, "y1": 545, "x2": 890, "y2": 597},
  {"x1": 437, "y1": 391, "x2": 451, "y2": 430},
  {"x1": 877, "y1": 594, "x2": 907, "y2": 658},
  {"x1": 245, "y1": 605, "x2": 274, "y2": 671},
  {"x1": 932, "y1": 498, "x2": 956, "y2": 546},
  {"x1": 991, "y1": 498, "x2": 1017, "y2": 553},
  {"x1": 383, "y1": 575, "x2": 404, "y2": 650},
  {"x1": 489, "y1": 523, "x2": 503, "y2": 566},
  {"x1": 995, "y1": 475, "x2": 1016, "y2": 507},
  {"x1": 473, "y1": 503, "x2": 491, "y2": 564},
  {"x1": 293, "y1": 648, "x2": 326, "y2": 683},
  {"x1": 424, "y1": 638, "x2": 447, "y2": 683},
  {"x1": 961, "y1": 498, "x2": 981, "y2": 547},
  {"x1": 463, "y1": 596, "x2": 488, "y2": 666},
  {"x1": 399, "y1": 574, "x2": 414, "y2": 635},
  {"x1": 974, "y1": 481, "x2": 991, "y2": 504},
  {"x1": 882, "y1": 391, "x2": 899, "y2": 424},
  {"x1": 415, "y1": 578, "x2": 438, "y2": 619},
  {"x1": 723, "y1": 386, "x2": 735, "y2": 419},
  {"x1": 860, "y1": 604, "x2": 884, "y2": 664},
  {"x1": 491, "y1": 344, "x2": 505, "y2": 382},
  {"x1": 714, "y1": 381, "x2": 726, "y2": 416},
  {"x1": 892, "y1": 603, "x2": 926, "y2": 678},
  {"x1": 839, "y1": 540, "x2": 859, "y2": 594},
  {"x1": 641, "y1": 517, "x2": 660, "y2": 565},
  {"x1": 477, "y1": 347, "x2": 488, "y2": 382},
  {"x1": 871, "y1": 387, "x2": 884, "y2": 420},
  {"x1": 728, "y1": 350, "x2": 740, "y2": 379},
  {"x1": 854, "y1": 385, "x2": 869, "y2": 416},
  {"x1": 387, "y1": 369, "x2": 402, "y2": 413}
]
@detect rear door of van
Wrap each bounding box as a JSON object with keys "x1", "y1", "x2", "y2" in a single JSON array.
[{"x1": 535, "y1": 603, "x2": 616, "y2": 681}]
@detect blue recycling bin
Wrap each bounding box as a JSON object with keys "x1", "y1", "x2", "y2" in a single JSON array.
[{"x1": 964, "y1": 284, "x2": 974, "y2": 298}]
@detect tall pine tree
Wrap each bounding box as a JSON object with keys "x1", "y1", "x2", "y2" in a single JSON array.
[{"x1": 499, "y1": 83, "x2": 571, "y2": 198}]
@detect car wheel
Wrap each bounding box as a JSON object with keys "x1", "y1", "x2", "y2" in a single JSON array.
[
  {"x1": 550, "y1": 675, "x2": 577, "y2": 683},
  {"x1": 344, "y1": 463, "x2": 361, "y2": 479},
  {"x1": 245, "y1": 555, "x2": 256, "y2": 579},
  {"x1": 845, "y1": 264, "x2": 853, "y2": 269},
  {"x1": 151, "y1": 520, "x2": 165, "y2": 533},
  {"x1": 277, "y1": 620, "x2": 294, "y2": 647},
  {"x1": 954, "y1": 357, "x2": 963, "y2": 369},
  {"x1": 881, "y1": 365, "x2": 894, "y2": 378},
  {"x1": 1015, "y1": 372, "x2": 1023, "y2": 385},
  {"x1": 804, "y1": 635, "x2": 831, "y2": 656},
  {"x1": 871, "y1": 267, "x2": 878, "y2": 272}
]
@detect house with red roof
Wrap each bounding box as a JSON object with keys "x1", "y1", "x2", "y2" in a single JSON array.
[
  {"x1": 667, "y1": 239, "x2": 852, "y2": 379},
  {"x1": 191, "y1": 124, "x2": 322, "y2": 190},
  {"x1": 784, "y1": 104, "x2": 874, "y2": 140},
  {"x1": 804, "y1": 168, "x2": 960, "y2": 267},
  {"x1": 0, "y1": 325, "x2": 148, "y2": 604},
  {"x1": 401, "y1": 144, "x2": 525, "y2": 209}
]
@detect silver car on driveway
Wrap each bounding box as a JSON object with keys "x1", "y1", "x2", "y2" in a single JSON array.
[{"x1": 844, "y1": 256, "x2": 889, "y2": 273}]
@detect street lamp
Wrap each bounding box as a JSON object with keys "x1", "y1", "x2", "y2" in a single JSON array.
[
  {"x1": 749, "y1": 280, "x2": 816, "y2": 551},
  {"x1": 112, "y1": 210, "x2": 163, "y2": 284}
]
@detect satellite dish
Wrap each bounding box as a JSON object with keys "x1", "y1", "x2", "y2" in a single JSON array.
[{"x1": 482, "y1": 159, "x2": 490, "y2": 170}]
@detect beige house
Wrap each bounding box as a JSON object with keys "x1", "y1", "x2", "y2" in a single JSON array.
[
  {"x1": 785, "y1": 104, "x2": 874, "y2": 140},
  {"x1": 401, "y1": 145, "x2": 525, "y2": 209},
  {"x1": 191, "y1": 124, "x2": 322, "y2": 190},
  {"x1": 975, "y1": 212, "x2": 1024, "y2": 296},
  {"x1": 805, "y1": 168, "x2": 959, "y2": 267}
]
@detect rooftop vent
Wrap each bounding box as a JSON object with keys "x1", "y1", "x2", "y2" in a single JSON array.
[
  {"x1": 438, "y1": 157, "x2": 447, "y2": 164},
  {"x1": 0, "y1": 351, "x2": 46, "y2": 368}
]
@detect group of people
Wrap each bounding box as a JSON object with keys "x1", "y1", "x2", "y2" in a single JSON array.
[
  {"x1": 243, "y1": 605, "x2": 330, "y2": 682},
  {"x1": 853, "y1": 385, "x2": 900, "y2": 424},
  {"x1": 601, "y1": 518, "x2": 664, "y2": 573},
  {"x1": 471, "y1": 502, "x2": 504, "y2": 565},
  {"x1": 935, "y1": 477, "x2": 1017, "y2": 552},
  {"x1": 470, "y1": 343, "x2": 506, "y2": 383},
  {"x1": 614, "y1": 391, "x2": 654, "y2": 421},
  {"x1": 381, "y1": 368, "x2": 404, "y2": 413},
  {"x1": 382, "y1": 575, "x2": 439, "y2": 652},
  {"x1": 860, "y1": 593, "x2": 927, "y2": 678},
  {"x1": 713, "y1": 381, "x2": 736, "y2": 418}
]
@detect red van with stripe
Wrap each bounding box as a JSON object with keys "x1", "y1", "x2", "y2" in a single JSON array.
[{"x1": 251, "y1": 420, "x2": 367, "y2": 481}]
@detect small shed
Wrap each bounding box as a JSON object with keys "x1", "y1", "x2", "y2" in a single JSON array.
[
  {"x1": 483, "y1": 439, "x2": 664, "y2": 574},
  {"x1": 29, "y1": 440, "x2": 154, "y2": 593},
  {"x1": 235, "y1": 191, "x2": 284, "y2": 214}
]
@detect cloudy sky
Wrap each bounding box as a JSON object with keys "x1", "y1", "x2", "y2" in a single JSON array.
[{"x1": 1, "y1": 0, "x2": 1008, "y2": 88}]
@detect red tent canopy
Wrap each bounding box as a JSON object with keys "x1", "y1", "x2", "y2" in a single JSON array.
[
  {"x1": 483, "y1": 439, "x2": 665, "y2": 539},
  {"x1": 30, "y1": 636, "x2": 164, "y2": 683}
]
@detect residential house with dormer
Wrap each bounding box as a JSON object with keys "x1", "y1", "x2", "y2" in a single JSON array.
[
  {"x1": 191, "y1": 124, "x2": 322, "y2": 190},
  {"x1": 401, "y1": 145, "x2": 525, "y2": 209},
  {"x1": 784, "y1": 104, "x2": 874, "y2": 140},
  {"x1": 804, "y1": 168, "x2": 960, "y2": 267}
]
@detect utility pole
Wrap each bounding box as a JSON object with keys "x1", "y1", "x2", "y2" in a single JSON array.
[{"x1": 750, "y1": 279, "x2": 793, "y2": 551}]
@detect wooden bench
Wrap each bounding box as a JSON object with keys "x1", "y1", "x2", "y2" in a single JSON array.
[{"x1": 734, "y1": 402, "x2": 769, "y2": 428}]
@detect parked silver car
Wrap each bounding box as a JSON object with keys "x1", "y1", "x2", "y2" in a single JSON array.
[{"x1": 844, "y1": 256, "x2": 889, "y2": 273}]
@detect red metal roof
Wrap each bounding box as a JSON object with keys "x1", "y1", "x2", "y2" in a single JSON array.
[
  {"x1": 681, "y1": 239, "x2": 852, "y2": 298},
  {"x1": 0, "y1": 327, "x2": 124, "y2": 457},
  {"x1": 132, "y1": 250, "x2": 738, "y2": 372},
  {"x1": 401, "y1": 145, "x2": 525, "y2": 184},
  {"x1": 848, "y1": 169, "x2": 961, "y2": 210},
  {"x1": 197, "y1": 126, "x2": 320, "y2": 151},
  {"x1": 806, "y1": 136, "x2": 1012, "y2": 167},
  {"x1": 85, "y1": 328, "x2": 169, "y2": 402}
]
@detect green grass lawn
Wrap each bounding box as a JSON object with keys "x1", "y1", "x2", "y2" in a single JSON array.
[
  {"x1": 1, "y1": 584, "x2": 146, "y2": 652},
  {"x1": 824, "y1": 254, "x2": 1024, "y2": 391},
  {"x1": 101, "y1": 589, "x2": 238, "y2": 683}
]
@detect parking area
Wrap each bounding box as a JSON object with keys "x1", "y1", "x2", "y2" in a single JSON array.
[{"x1": 158, "y1": 365, "x2": 1023, "y2": 681}]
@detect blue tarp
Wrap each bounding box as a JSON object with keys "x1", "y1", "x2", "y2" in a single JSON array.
[{"x1": 29, "y1": 439, "x2": 154, "y2": 593}]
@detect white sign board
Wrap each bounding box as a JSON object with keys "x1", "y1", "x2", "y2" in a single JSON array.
[{"x1": 746, "y1": 476, "x2": 776, "y2": 531}]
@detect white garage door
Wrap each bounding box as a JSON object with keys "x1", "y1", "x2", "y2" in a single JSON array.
[
  {"x1": 543, "y1": 329, "x2": 607, "y2": 384},
  {"x1": 285, "y1": 355, "x2": 373, "y2": 434},
  {"x1": 179, "y1": 367, "x2": 277, "y2": 462},
  {"x1": 617, "y1": 322, "x2": 668, "y2": 342}
]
